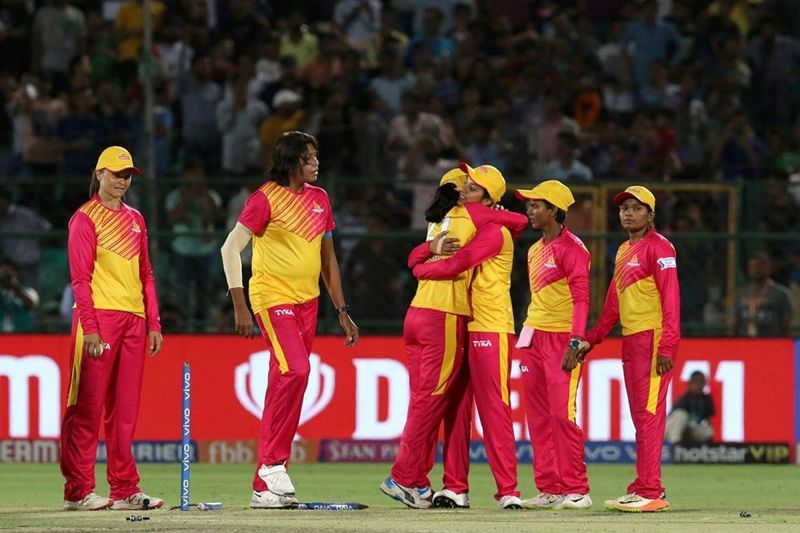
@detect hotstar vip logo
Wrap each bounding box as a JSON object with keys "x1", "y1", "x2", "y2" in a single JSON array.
[{"x1": 235, "y1": 351, "x2": 334, "y2": 437}]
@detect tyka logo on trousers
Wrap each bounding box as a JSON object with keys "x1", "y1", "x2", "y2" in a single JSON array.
[
  {"x1": 274, "y1": 309, "x2": 295, "y2": 317},
  {"x1": 472, "y1": 340, "x2": 493, "y2": 348}
]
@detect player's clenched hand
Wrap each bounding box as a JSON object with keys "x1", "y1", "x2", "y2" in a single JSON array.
[
  {"x1": 429, "y1": 231, "x2": 460, "y2": 255},
  {"x1": 84, "y1": 333, "x2": 105, "y2": 358},
  {"x1": 656, "y1": 355, "x2": 673, "y2": 375},
  {"x1": 575, "y1": 340, "x2": 592, "y2": 363},
  {"x1": 148, "y1": 331, "x2": 163, "y2": 356},
  {"x1": 339, "y1": 313, "x2": 359, "y2": 346},
  {"x1": 234, "y1": 306, "x2": 254, "y2": 338}
]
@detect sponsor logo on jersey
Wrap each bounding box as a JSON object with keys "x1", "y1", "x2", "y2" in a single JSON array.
[
  {"x1": 657, "y1": 257, "x2": 677, "y2": 270},
  {"x1": 626, "y1": 255, "x2": 640, "y2": 267}
]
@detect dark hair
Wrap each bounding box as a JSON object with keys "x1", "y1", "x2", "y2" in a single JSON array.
[
  {"x1": 542, "y1": 199, "x2": 567, "y2": 223},
  {"x1": 89, "y1": 170, "x2": 100, "y2": 197},
  {"x1": 269, "y1": 131, "x2": 319, "y2": 186},
  {"x1": 425, "y1": 183, "x2": 460, "y2": 223},
  {"x1": 689, "y1": 371, "x2": 706, "y2": 382}
]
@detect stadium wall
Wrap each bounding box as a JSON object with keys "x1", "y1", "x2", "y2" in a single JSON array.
[{"x1": 0, "y1": 335, "x2": 796, "y2": 463}]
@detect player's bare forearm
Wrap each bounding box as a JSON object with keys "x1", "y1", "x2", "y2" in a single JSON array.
[
  {"x1": 321, "y1": 238, "x2": 346, "y2": 308},
  {"x1": 229, "y1": 287, "x2": 253, "y2": 338}
]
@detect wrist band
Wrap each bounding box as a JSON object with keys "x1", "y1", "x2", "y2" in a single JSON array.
[{"x1": 335, "y1": 304, "x2": 350, "y2": 315}]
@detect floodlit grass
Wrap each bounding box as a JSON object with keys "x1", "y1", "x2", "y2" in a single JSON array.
[{"x1": 1, "y1": 463, "x2": 798, "y2": 531}]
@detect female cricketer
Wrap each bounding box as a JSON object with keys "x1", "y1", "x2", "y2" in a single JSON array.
[
  {"x1": 60, "y1": 146, "x2": 164, "y2": 511},
  {"x1": 578, "y1": 185, "x2": 680, "y2": 512},
  {"x1": 409, "y1": 163, "x2": 528, "y2": 510},
  {"x1": 380, "y1": 165, "x2": 524, "y2": 509},
  {"x1": 514, "y1": 180, "x2": 592, "y2": 510},
  {"x1": 220, "y1": 131, "x2": 359, "y2": 509}
]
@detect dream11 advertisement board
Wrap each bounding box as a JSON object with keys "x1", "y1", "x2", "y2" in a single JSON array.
[{"x1": 0, "y1": 336, "x2": 796, "y2": 449}]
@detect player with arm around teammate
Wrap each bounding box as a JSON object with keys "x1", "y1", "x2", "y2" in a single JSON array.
[
  {"x1": 220, "y1": 131, "x2": 359, "y2": 509},
  {"x1": 513, "y1": 180, "x2": 592, "y2": 510},
  {"x1": 60, "y1": 146, "x2": 164, "y2": 511},
  {"x1": 578, "y1": 185, "x2": 680, "y2": 512},
  {"x1": 408, "y1": 163, "x2": 528, "y2": 510}
]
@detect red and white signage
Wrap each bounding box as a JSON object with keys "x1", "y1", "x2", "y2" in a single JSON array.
[{"x1": 0, "y1": 336, "x2": 795, "y2": 445}]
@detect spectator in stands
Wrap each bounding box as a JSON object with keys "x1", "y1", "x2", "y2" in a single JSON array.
[
  {"x1": 334, "y1": 0, "x2": 382, "y2": 51},
  {"x1": 178, "y1": 55, "x2": 223, "y2": 171},
  {"x1": 465, "y1": 114, "x2": 508, "y2": 171},
  {"x1": 260, "y1": 89, "x2": 307, "y2": 169},
  {"x1": 388, "y1": 89, "x2": 446, "y2": 178},
  {"x1": 621, "y1": 0, "x2": 686, "y2": 89},
  {"x1": 529, "y1": 91, "x2": 579, "y2": 176},
  {"x1": 217, "y1": 75, "x2": 269, "y2": 176},
  {"x1": 542, "y1": 130, "x2": 593, "y2": 182},
  {"x1": 58, "y1": 87, "x2": 110, "y2": 176},
  {"x1": 114, "y1": 0, "x2": 166, "y2": 83},
  {"x1": 165, "y1": 162, "x2": 222, "y2": 329},
  {"x1": 0, "y1": 185, "x2": 52, "y2": 289},
  {"x1": 0, "y1": 257, "x2": 39, "y2": 332},
  {"x1": 279, "y1": 11, "x2": 319, "y2": 69},
  {"x1": 734, "y1": 252, "x2": 793, "y2": 337},
  {"x1": 368, "y1": 49, "x2": 416, "y2": 115},
  {"x1": 711, "y1": 111, "x2": 765, "y2": 180},
  {"x1": 665, "y1": 371, "x2": 715, "y2": 445},
  {"x1": 406, "y1": 7, "x2": 455, "y2": 67},
  {"x1": 31, "y1": 0, "x2": 86, "y2": 92},
  {"x1": 364, "y1": 6, "x2": 409, "y2": 69},
  {"x1": 259, "y1": 55, "x2": 311, "y2": 113}
]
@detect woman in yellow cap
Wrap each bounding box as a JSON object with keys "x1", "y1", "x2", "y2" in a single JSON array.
[
  {"x1": 514, "y1": 180, "x2": 593, "y2": 510},
  {"x1": 578, "y1": 185, "x2": 680, "y2": 512},
  {"x1": 381, "y1": 164, "x2": 527, "y2": 509},
  {"x1": 60, "y1": 146, "x2": 164, "y2": 511}
]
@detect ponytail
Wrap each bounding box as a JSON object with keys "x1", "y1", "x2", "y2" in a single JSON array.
[
  {"x1": 425, "y1": 183, "x2": 460, "y2": 223},
  {"x1": 89, "y1": 170, "x2": 100, "y2": 198}
]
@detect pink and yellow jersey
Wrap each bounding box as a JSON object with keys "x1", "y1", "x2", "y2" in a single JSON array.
[
  {"x1": 524, "y1": 228, "x2": 590, "y2": 337},
  {"x1": 586, "y1": 229, "x2": 680, "y2": 358},
  {"x1": 409, "y1": 204, "x2": 477, "y2": 316},
  {"x1": 68, "y1": 196, "x2": 161, "y2": 334},
  {"x1": 238, "y1": 181, "x2": 335, "y2": 313},
  {"x1": 411, "y1": 210, "x2": 528, "y2": 333}
]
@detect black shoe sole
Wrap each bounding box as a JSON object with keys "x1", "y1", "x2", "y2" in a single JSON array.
[{"x1": 432, "y1": 496, "x2": 469, "y2": 509}]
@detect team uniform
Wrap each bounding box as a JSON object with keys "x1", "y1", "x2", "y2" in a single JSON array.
[
  {"x1": 411, "y1": 210, "x2": 528, "y2": 501},
  {"x1": 388, "y1": 202, "x2": 521, "y2": 500},
  {"x1": 585, "y1": 229, "x2": 680, "y2": 504},
  {"x1": 237, "y1": 180, "x2": 335, "y2": 493},
  {"x1": 61, "y1": 196, "x2": 161, "y2": 504},
  {"x1": 517, "y1": 228, "x2": 591, "y2": 501}
]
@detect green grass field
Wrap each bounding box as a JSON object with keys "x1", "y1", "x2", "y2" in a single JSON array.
[{"x1": 1, "y1": 463, "x2": 798, "y2": 531}]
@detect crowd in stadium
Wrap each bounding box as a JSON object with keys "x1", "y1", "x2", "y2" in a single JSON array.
[{"x1": 1, "y1": 0, "x2": 799, "y2": 332}]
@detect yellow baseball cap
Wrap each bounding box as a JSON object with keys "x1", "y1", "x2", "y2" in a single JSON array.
[
  {"x1": 439, "y1": 167, "x2": 467, "y2": 189},
  {"x1": 515, "y1": 180, "x2": 575, "y2": 211},
  {"x1": 614, "y1": 185, "x2": 655, "y2": 210},
  {"x1": 95, "y1": 146, "x2": 141, "y2": 174},
  {"x1": 459, "y1": 163, "x2": 506, "y2": 203}
]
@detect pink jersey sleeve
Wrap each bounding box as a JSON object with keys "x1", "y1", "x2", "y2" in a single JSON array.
[
  {"x1": 465, "y1": 203, "x2": 528, "y2": 238},
  {"x1": 136, "y1": 212, "x2": 161, "y2": 332},
  {"x1": 408, "y1": 242, "x2": 433, "y2": 269},
  {"x1": 650, "y1": 238, "x2": 681, "y2": 359},
  {"x1": 68, "y1": 211, "x2": 99, "y2": 334},
  {"x1": 412, "y1": 224, "x2": 503, "y2": 280},
  {"x1": 586, "y1": 279, "x2": 620, "y2": 347},
  {"x1": 561, "y1": 242, "x2": 591, "y2": 337},
  {"x1": 238, "y1": 189, "x2": 272, "y2": 234}
]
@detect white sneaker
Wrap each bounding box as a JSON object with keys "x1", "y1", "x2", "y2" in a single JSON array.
[
  {"x1": 432, "y1": 489, "x2": 470, "y2": 508},
  {"x1": 498, "y1": 495, "x2": 523, "y2": 509},
  {"x1": 379, "y1": 476, "x2": 432, "y2": 509},
  {"x1": 250, "y1": 490, "x2": 299, "y2": 508},
  {"x1": 522, "y1": 492, "x2": 565, "y2": 509},
  {"x1": 63, "y1": 492, "x2": 112, "y2": 511},
  {"x1": 110, "y1": 492, "x2": 164, "y2": 510},
  {"x1": 604, "y1": 492, "x2": 669, "y2": 512},
  {"x1": 258, "y1": 463, "x2": 296, "y2": 496},
  {"x1": 558, "y1": 493, "x2": 592, "y2": 509}
]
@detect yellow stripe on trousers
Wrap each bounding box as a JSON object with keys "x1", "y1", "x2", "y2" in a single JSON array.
[
  {"x1": 646, "y1": 329, "x2": 663, "y2": 414},
  {"x1": 432, "y1": 314, "x2": 458, "y2": 396},
  {"x1": 499, "y1": 334, "x2": 510, "y2": 405},
  {"x1": 260, "y1": 311, "x2": 289, "y2": 374},
  {"x1": 567, "y1": 363, "x2": 581, "y2": 422},
  {"x1": 67, "y1": 321, "x2": 84, "y2": 407}
]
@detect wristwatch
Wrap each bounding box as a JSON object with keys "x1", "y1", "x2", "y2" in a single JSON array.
[
  {"x1": 569, "y1": 337, "x2": 581, "y2": 350},
  {"x1": 334, "y1": 304, "x2": 350, "y2": 315}
]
